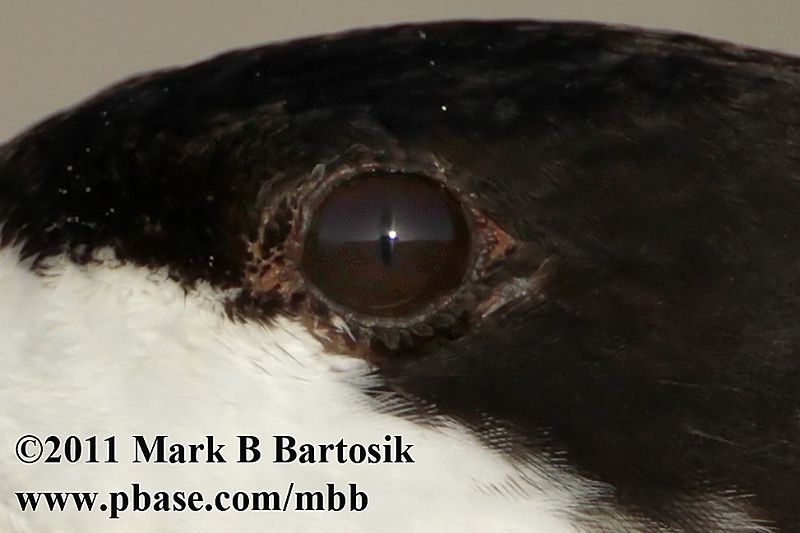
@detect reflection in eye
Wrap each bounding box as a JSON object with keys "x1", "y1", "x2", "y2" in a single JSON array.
[{"x1": 301, "y1": 173, "x2": 470, "y2": 317}]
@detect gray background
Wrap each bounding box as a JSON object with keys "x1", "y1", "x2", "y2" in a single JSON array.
[{"x1": 2, "y1": 0, "x2": 799, "y2": 142}]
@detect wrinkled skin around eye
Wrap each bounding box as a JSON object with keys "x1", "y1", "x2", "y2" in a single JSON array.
[{"x1": 1, "y1": 20, "x2": 800, "y2": 533}]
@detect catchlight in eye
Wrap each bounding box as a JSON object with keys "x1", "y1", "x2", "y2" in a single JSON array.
[{"x1": 300, "y1": 173, "x2": 470, "y2": 317}]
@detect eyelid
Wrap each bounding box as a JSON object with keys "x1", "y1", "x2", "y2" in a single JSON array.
[{"x1": 242, "y1": 150, "x2": 515, "y2": 354}]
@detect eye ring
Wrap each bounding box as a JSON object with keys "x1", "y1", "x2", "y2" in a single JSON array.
[{"x1": 244, "y1": 154, "x2": 514, "y2": 352}]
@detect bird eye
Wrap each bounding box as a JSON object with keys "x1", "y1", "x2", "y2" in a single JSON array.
[{"x1": 300, "y1": 172, "x2": 470, "y2": 317}]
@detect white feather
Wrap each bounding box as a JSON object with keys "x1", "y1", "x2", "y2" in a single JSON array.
[{"x1": 0, "y1": 245, "x2": 595, "y2": 533}]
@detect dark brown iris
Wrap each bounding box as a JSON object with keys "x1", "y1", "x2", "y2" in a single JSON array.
[{"x1": 301, "y1": 173, "x2": 470, "y2": 317}]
